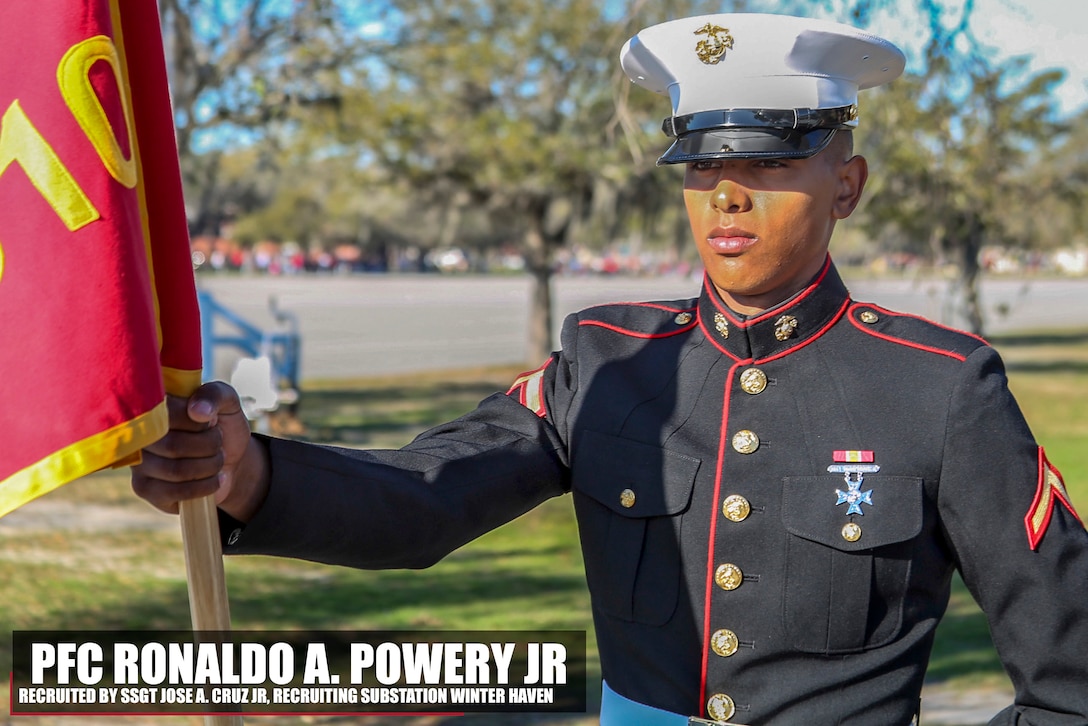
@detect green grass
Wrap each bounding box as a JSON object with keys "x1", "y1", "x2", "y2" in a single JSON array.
[
  {"x1": 1000, "y1": 329, "x2": 1088, "y2": 502},
  {"x1": 1, "y1": 364, "x2": 596, "y2": 725},
  {"x1": 224, "y1": 498, "x2": 587, "y2": 632},
  {"x1": 3, "y1": 332, "x2": 1087, "y2": 722}
]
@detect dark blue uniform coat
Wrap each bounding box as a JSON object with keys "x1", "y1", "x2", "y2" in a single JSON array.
[{"x1": 226, "y1": 259, "x2": 1088, "y2": 725}]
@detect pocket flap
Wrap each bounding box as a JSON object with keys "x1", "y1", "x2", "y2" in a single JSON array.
[
  {"x1": 782, "y1": 475, "x2": 923, "y2": 551},
  {"x1": 573, "y1": 430, "x2": 700, "y2": 517}
]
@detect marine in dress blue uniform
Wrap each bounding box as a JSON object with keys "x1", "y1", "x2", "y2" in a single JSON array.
[
  {"x1": 225, "y1": 257, "x2": 1088, "y2": 724},
  {"x1": 138, "y1": 13, "x2": 1088, "y2": 726}
]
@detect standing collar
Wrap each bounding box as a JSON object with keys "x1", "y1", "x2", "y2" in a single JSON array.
[{"x1": 696, "y1": 257, "x2": 851, "y2": 362}]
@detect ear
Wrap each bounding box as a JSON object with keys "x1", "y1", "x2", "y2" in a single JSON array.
[{"x1": 832, "y1": 154, "x2": 868, "y2": 220}]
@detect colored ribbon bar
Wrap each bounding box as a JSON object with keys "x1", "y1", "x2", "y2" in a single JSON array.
[{"x1": 833, "y1": 450, "x2": 874, "y2": 463}]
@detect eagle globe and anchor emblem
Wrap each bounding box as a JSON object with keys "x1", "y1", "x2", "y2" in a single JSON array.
[{"x1": 694, "y1": 23, "x2": 734, "y2": 64}]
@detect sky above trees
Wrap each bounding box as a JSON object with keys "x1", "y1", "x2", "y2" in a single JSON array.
[
  {"x1": 809, "y1": 0, "x2": 1086, "y2": 115},
  {"x1": 163, "y1": 0, "x2": 1087, "y2": 343}
]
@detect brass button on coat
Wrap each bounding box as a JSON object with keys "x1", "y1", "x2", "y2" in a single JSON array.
[
  {"x1": 732, "y1": 429, "x2": 760, "y2": 454},
  {"x1": 715, "y1": 563, "x2": 743, "y2": 590},
  {"x1": 739, "y1": 367, "x2": 768, "y2": 395},
  {"x1": 706, "y1": 693, "x2": 736, "y2": 722},
  {"x1": 860, "y1": 310, "x2": 879, "y2": 324},
  {"x1": 620, "y1": 489, "x2": 636, "y2": 508},
  {"x1": 722, "y1": 494, "x2": 751, "y2": 522},
  {"x1": 711, "y1": 628, "x2": 739, "y2": 657},
  {"x1": 842, "y1": 522, "x2": 862, "y2": 542}
]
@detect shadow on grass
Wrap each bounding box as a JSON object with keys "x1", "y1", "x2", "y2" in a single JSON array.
[
  {"x1": 11, "y1": 544, "x2": 588, "y2": 632},
  {"x1": 228, "y1": 562, "x2": 587, "y2": 630},
  {"x1": 1001, "y1": 360, "x2": 1088, "y2": 374},
  {"x1": 988, "y1": 331, "x2": 1088, "y2": 348},
  {"x1": 7, "y1": 558, "x2": 600, "y2": 724},
  {"x1": 989, "y1": 329, "x2": 1088, "y2": 375}
]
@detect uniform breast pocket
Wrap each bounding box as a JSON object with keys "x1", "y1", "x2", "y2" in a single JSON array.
[
  {"x1": 781, "y1": 475, "x2": 924, "y2": 654},
  {"x1": 572, "y1": 431, "x2": 700, "y2": 626}
]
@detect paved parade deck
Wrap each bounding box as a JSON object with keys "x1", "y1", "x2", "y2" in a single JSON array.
[{"x1": 196, "y1": 272, "x2": 1087, "y2": 382}]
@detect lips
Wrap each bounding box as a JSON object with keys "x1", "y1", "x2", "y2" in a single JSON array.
[{"x1": 706, "y1": 227, "x2": 757, "y2": 254}]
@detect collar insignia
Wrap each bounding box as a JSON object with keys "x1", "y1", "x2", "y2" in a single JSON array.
[
  {"x1": 713, "y1": 311, "x2": 730, "y2": 339},
  {"x1": 774, "y1": 314, "x2": 798, "y2": 341}
]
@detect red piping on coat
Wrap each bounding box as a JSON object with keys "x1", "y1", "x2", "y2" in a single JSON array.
[
  {"x1": 576, "y1": 302, "x2": 698, "y2": 339},
  {"x1": 851, "y1": 303, "x2": 989, "y2": 345},
  {"x1": 698, "y1": 362, "x2": 748, "y2": 715},
  {"x1": 757, "y1": 298, "x2": 850, "y2": 365},
  {"x1": 578, "y1": 319, "x2": 698, "y2": 339},
  {"x1": 697, "y1": 297, "x2": 849, "y2": 363},
  {"x1": 601, "y1": 301, "x2": 699, "y2": 314},
  {"x1": 705, "y1": 256, "x2": 833, "y2": 328},
  {"x1": 847, "y1": 304, "x2": 977, "y2": 361},
  {"x1": 698, "y1": 312, "x2": 743, "y2": 361}
]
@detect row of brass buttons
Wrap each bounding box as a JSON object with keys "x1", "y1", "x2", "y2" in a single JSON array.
[
  {"x1": 733, "y1": 368, "x2": 766, "y2": 463},
  {"x1": 712, "y1": 367, "x2": 764, "y2": 722},
  {"x1": 708, "y1": 366, "x2": 781, "y2": 721},
  {"x1": 709, "y1": 493, "x2": 748, "y2": 721}
]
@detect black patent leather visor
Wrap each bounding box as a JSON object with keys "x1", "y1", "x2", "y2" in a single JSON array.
[{"x1": 657, "y1": 127, "x2": 838, "y2": 165}]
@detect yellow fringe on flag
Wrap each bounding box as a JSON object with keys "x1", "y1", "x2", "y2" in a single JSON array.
[{"x1": 0, "y1": 400, "x2": 166, "y2": 519}]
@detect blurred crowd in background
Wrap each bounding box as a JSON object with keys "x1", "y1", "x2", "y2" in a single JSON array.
[{"x1": 190, "y1": 235, "x2": 1088, "y2": 278}]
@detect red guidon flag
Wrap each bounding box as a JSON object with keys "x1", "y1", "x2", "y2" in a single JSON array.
[{"x1": 0, "y1": 0, "x2": 201, "y2": 518}]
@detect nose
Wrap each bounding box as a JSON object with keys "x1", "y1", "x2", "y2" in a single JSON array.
[{"x1": 711, "y1": 178, "x2": 751, "y2": 214}]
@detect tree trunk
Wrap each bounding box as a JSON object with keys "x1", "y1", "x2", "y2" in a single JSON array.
[
  {"x1": 523, "y1": 213, "x2": 555, "y2": 365},
  {"x1": 957, "y1": 215, "x2": 985, "y2": 336},
  {"x1": 527, "y1": 262, "x2": 554, "y2": 365}
]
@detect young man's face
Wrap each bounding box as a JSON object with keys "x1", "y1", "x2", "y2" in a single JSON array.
[{"x1": 683, "y1": 139, "x2": 867, "y2": 314}]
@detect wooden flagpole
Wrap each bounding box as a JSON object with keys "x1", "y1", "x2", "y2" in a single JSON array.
[{"x1": 180, "y1": 497, "x2": 244, "y2": 726}]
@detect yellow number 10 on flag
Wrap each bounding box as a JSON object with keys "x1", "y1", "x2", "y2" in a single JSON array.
[{"x1": 0, "y1": 0, "x2": 202, "y2": 518}]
